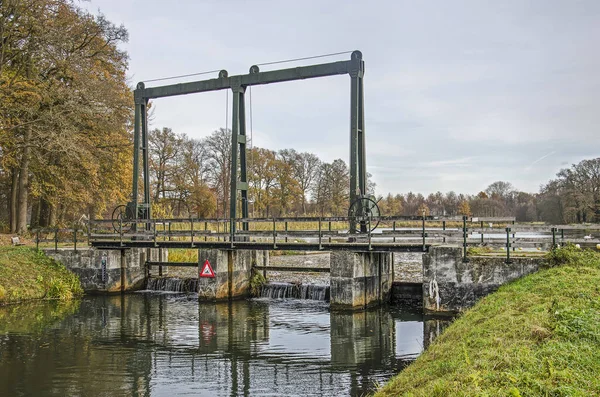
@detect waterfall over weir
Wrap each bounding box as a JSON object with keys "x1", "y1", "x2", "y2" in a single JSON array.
[
  {"x1": 146, "y1": 277, "x2": 199, "y2": 293},
  {"x1": 260, "y1": 283, "x2": 330, "y2": 302}
]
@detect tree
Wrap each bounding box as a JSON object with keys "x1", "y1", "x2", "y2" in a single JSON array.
[
  {"x1": 0, "y1": 0, "x2": 131, "y2": 231},
  {"x1": 458, "y1": 200, "x2": 471, "y2": 216},
  {"x1": 417, "y1": 203, "x2": 430, "y2": 217},
  {"x1": 149, "y1": 127, "x2": 180, "y2": 201},
  {"x1": 205, "y1": 128, "x2": 232, "y2": 217}
]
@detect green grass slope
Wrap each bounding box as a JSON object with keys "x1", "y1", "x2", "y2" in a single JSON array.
[
  {"x1": 0, "y1": 246, "x2": 83, "y2": 305},
  {"x1": 376, "y1": 246, "x2": 600, "y2": 397}
]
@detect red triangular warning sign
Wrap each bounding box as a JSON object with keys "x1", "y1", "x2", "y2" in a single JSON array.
[{"x1": 199, "y1": 259, "x2": 215, "y2": 278}]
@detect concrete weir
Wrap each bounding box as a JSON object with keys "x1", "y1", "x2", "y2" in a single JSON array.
[
  {"x1": 330, "y1": 251, "x2": 393, "y2": 309},
  {"x1": 423, "y1": 246, "x2": 544, "y2": 313}
]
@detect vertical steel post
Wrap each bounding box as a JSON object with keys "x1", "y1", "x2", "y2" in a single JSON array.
[
  {"x1": 392, "y1": 221, "x2": 396, "y2": 243},
  {"x1": 36, "y1": 229, "x2": 39, "y2": 251},
  {"x1": 119, "y1": 218, "x2": 123, "y2": 247},
  {"x1": 551, "y1": 227, "x2": 556, "y2": 249},
  {"x1": 141, "y1": 98, "x2": 151, "y2": 229},
  {"x1": 73, "y1": 228, "x2": 77, "y2": 252},
  {"x1": 229, "y1": 81, "x2": 249, "y2": 238},
  {"x1": 54, "y1": 226, "x2": 58, "y2": 252},
  {"x1": 505, "y1": 227, "x2": 512, "y2": 263},
  {"x1": 349, "y1": 50, "x2": 365, "y2": 233},
  {"x1": 462, "y1": 216, "x2": 469, "y2": 262},
  {"x1": 285, "y1": 221, "x2": 288, "y2": 243},
  {"x1": 132, "y1": 84, "x2": 143, "y2": 230}
]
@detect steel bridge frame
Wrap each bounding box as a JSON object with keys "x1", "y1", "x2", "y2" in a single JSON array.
[{"x1": 132, "y1": 51, "x2": 366, "y2": 234}]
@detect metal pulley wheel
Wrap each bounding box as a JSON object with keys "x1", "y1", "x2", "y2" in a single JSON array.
[
  {"x1": 348, "y1": 196, "x2": 380, "y2": 233},
  {"x1": 111, "y1": 204, "x2": 134, "y2": 233}
]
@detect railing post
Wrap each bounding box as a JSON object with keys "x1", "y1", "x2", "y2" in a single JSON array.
[
  {"x1": 73, "y1": 227, "x2": 77, "y2": 252},
  {"x1": 505, "y1": 227, "x2": 512, "y2": 263},
  {"x1": 368, "y1": 222, "x2": 372, "y2": 251},
  {"x1": 551, "y1": 227, "x2": 556, "y2": 249},
  {"x1": 204, "y1": 221, "x2": 208, "y2": 242},
  {"x1": 285, "y1": 221, "x2": 288, "y2": 243},
  {"x1": 328, "y1": 221, "x2": 332, "y2": 243},
  {"x1": 36, "y1": 229, "x2": 40, "y2": 251},
  {"x1": 318, "y1": 218, "x2": 322, "y2": 250},
  {"x1": 462, "y1": 216, "x2": 469, "y2": 262},
  {"x1": 392, "y1": 221, "x2": 396, "y2": 243},
  {"x1": 168, "y1": 222, "x2": 172, "y2": 242},
  {"x1": 191, "y1": 218, "x2": 195, "y2": 248},
  {"x1": 560, "y1": 228, "x2": 564, "y2": 242},
  {"x1": 230, "y1": 218, "x2": 234, "y2": 248},
  {"x1": 272, "y1": 218, "x2": 277, "y2": 250},
  {"x1": 119, "y1": 217, "x2": 123, "y2": 247},
  {"x1": 87, "y1": 220, "x2": 91, "y2": 247},
  {"x1": 422, "y1": 214, "x2": 426, "y2": 252},
  {"x1": 54, "y1": 226, "x2": 58, "y2": 252},
  {"x1": 153, "y1": 220, "x2": 157, "y2": 247}
]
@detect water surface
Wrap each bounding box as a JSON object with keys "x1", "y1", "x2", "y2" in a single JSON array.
[{"x1": 0, "y1": 295, "x2": 448, "y2": 396}]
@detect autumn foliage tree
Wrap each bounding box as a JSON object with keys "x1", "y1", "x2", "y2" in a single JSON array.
[{"x1": 0, "y1": 0, "x2": 132, "y2": 232}]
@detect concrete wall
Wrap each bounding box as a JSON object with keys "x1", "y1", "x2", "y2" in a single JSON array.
[
  {"x1": 423, "y1": 246, "x2": 544, "y2": 313},
  {"x1": 330, "y1": 251, "x2": 393, "y2": 309},
  {"x1": 197, "y1": 249, "x2": 268, "y2": 301},
  {"x1": 44, "y1": 248, "x2": 162, "y2": 293}
]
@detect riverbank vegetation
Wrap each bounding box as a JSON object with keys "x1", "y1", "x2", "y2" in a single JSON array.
[
  {"x1": 0, "y1": 246, "x2": 82, "y2": 305},
  {"x1": 375, "y1": 245, "x2": 600, "y2": 396}
]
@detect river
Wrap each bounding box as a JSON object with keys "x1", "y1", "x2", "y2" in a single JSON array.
[{"x1": 0, "y1": 294, "x2": 450, "y2": 396}]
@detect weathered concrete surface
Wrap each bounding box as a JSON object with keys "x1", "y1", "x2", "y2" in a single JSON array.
[
  {"x1": 330, "y1": 251, "x2": 393, "y2": 309},
  {"x1": 43, "y1": 248, "x2": 162, "y2": 293},
  {"x1": 197, "y1": 249, "x2": 268, "y2": 301},
  {"x1": 423, "y1": 246, "x2": 545, "y2": 313}
]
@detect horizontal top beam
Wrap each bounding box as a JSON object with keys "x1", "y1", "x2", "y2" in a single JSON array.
[{"x1": 134, "y1": 51, "x2": 364, "y2": 102}]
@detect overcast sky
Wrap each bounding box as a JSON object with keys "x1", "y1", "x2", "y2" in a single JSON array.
[{"x1": 84, "y1": 0, "x2": 600, "y2": 196}]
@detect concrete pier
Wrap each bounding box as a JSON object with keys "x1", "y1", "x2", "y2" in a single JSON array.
[
  {"x1": 330, "y1": 251, "x2": 393, "y2": 309},
  {"x1": 197, "y1": 249, "x2": 268, "y2": 301}
]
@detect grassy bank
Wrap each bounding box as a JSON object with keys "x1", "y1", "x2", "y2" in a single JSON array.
[
  {"x1": 0, "y1": 246, "x2": 83, "y2": 305},
  {"x1": 376, "y1": 245, "x2": 600, "y2": 396}
]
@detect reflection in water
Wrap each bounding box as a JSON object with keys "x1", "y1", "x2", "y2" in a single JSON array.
[{"x1": 0, "y1": 295, "x2": 449, "y2": 396}]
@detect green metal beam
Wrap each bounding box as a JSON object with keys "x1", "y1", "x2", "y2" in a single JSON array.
[{"x1": 134, "y1": 60, "x2": 354, "y2": 100}]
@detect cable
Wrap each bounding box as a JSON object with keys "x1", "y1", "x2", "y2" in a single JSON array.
[
  {"x1": 142, "y1": 51, "x2": 353, "y2": 83},
  {"x1": 143, "y1": 69, "x2": 221, "y2": 83},
  {"x1": 256, "y1": 50, "x2": 354, "y2": 67}
]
